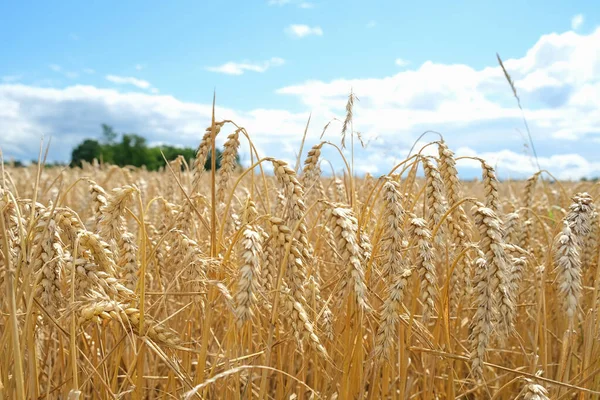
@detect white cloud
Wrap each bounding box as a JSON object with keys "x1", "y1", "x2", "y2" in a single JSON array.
[
  {"x1": 206, "y1": 57, "x2": 285, "y2": 75},
  {"x1": 366, "y1": 20, "x2": 377, "y2": 28},
  {"x1": 83, "y1": 68, "x2": 95, "y2": 74},
  {"x1": 272, "y1": 27, "x2": 600, "y2": 177},
  {"x1": 135, "y1": 64, "x2": 145, "y2": 71},
  {"x1": 395, "y1": 58, "x2": 409, "y2": 67},
  {"x1": 455, "y1": 147, "x2": 600, "y2": 181},
  {"x1": 268, "y1": 0, "x2": 290, "y2": 4},
  {"x1": 285, "y1": 24, "x2": 323, "y2": 38},
  {"x1": 105, "y1": 75, "x2": 152, "y2": 89},
  {"x1": 277, "y1": 27, "x2": 600, "y2": 142},
  {"x1": 0, "y1": 84, "x2": 310, "y2": 164},
  {"x1": 299, "y1": 2, "x2": 314, "y2": 8},
  {"x1": 2, "y1": 27, "x2": 600, "y2": 180},
  {"x1": 49, "y1": 64, "x2": 62, "y2": 72},
  {"x1": 571, "y1": 14, "x2": 584, "y2": 30}
]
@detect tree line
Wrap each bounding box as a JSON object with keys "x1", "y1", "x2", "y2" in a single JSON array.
[{"x1": 70, "y1": 124, "x2": 236, "y2": 170}]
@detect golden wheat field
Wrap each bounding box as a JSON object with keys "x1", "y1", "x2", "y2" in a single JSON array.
[{"x1": 1, "y1": 121, "x2": 600, "y2": 399}]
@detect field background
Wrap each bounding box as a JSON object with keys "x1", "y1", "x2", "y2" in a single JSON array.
[{"x1": 1, "y1": 129, "x2": 599, "y2": 399}]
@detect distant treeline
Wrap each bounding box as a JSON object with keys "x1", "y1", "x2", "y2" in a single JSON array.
[{"x1": 69, "y1": 124, "x2": 236, "y2": 171}]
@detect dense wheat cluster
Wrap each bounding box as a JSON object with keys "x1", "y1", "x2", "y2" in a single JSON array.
[{"x1": 2, "y1": 121, "x2": 600, "y2": 399}]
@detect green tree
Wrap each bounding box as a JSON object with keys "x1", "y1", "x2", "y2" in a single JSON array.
[
  {"x1": 204, "y1": 148, "x2": 223, "y2": 171},
  {"x1": 113, "y1": 134, "x2": 149, "y2": 167},
  {"x1": 71, "y1": 139, "x2": 102, "y2": 167},
  {"x1": 102, "y1": 124, "x2": 117, "y2": 143},
  {"x1": 201, "y1": 149, "x2": 242, "y2": 171},
  {"x1": 153, "y1": 145, "x2": 197, "y2": 170},
  {"x1": 69, "y1": 124, "x2": 236, "y2": 171}
]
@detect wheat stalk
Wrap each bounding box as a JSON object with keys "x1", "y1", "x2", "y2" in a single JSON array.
[
  {"x1": 323, "y1": 201, "x2": 370, "y2": 311},
  {"x1": 472, "y1": 203, "x2": 515, "y2": 337},
  {"x1": 217, "y1": 129, "x2": 241, "y2": 203},
  {"x1": 234, "y1": 224, "x2": 263, "y2": 326},
  {"x1": 408, "y1": 215, "x2": 437, "y2": 322}
]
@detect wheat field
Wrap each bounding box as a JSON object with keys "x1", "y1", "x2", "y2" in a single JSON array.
[{"x1": 1, "y1": 120, "x2": 600, "y2": 399}]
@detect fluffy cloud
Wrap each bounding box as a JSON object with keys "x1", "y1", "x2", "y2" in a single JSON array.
[
  {"x1": 206, "y1": 57, "x2": 285, "y2": 75},
  {"x1": 571, "y1": 14, "x2": 584, "y2": 30},
  {"x1": 454, "y1": 147, "x2": 600, "y2": 180},
  {"x1": 277, "y1": 27, "x2": 600, "y2": 146},
  {"x1": 285, "y1": 24, "x2": 323, "y2": 38},
  {"x1": 0, "y1": 84, "x2": 312, "y2": 165},
  {"x1": 105, "y1": 75, "x2": 152, "y2": 89},
  {"x1": 395, "y1": 58, "x2": 409, "y2": 67},
  {"x1": 1, "y1": 27, "x2": 600, "y2": 180}
]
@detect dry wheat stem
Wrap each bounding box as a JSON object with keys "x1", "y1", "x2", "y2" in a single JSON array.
[{"x1": 3, "y1": 130, "x2": 600, "y2": 399}]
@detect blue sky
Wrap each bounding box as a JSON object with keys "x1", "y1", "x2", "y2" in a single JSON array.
[{"x1": 1, "y1": 0, "x2": 599, "y2": 179}]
